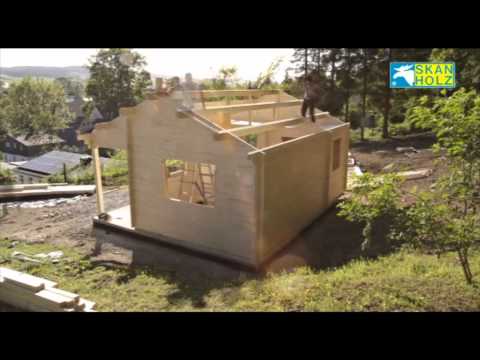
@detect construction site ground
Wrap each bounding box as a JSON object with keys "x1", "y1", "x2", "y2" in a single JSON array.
[{"x1": 3, "y1": 132, "x2": 474, "y2": 312}]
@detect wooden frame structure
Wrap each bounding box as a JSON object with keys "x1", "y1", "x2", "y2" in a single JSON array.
[{"x1": 78, "y1": 89, "x2": 350, "y2": 269}]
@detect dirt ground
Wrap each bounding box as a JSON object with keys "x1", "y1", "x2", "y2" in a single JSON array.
[
  {"x1": 352, "y1": 132, "x2": 447, "y2": 192},
  {"x1": 0, "y1": 187, "x2": 130, "y2": 252},
  {"x1": 0, "y1": 132, "x2": 443, "y2": 309}
]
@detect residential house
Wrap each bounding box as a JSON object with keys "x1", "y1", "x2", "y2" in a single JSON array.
[
  {"x1": 13, "y1": 150, "x2": 109, "y2": 184},
  {"x1": 58, "y1": 96, "x2": 104, "y2": 150},
  {"x1": 0, "y1": 134, "x2": 65, "y2": 163}
]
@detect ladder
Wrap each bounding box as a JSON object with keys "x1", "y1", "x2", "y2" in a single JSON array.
[
  {"x1": 178, "y1": 162, "x2": 215, "y2": 205},
  {"x1": 198, "y1": 163, "x2": 215, "y2": 205}
]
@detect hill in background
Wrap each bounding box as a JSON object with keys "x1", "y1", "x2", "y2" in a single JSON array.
[{"x1": 0, "y1": 66, "x2": 90, "y2": 80}]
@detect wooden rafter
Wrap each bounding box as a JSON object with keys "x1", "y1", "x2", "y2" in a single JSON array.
[
  {"x1": 201, "y1": 99, "x2": 303, "y2": 113},
  {"x1": 184, "y1": 89, "x2": 281, "y2": 98},
  {"x1": 215, "y1": 113, "x2": 329, "y2": 138}
]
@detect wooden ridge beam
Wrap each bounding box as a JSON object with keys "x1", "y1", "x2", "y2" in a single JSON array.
[
  {"x1": 202, "y1": 99, "x2": 303, "y2": 113},
  {"x1": 184, "y1": 89, "x2": 281, "y2": 98},
  {"x1": 216, "y1": 112, "x2": 330, "y2": 138}
]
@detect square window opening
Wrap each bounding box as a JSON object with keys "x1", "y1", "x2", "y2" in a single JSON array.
[{"x1": 163, "y1": 160, "x2": 216, "y2": 207}]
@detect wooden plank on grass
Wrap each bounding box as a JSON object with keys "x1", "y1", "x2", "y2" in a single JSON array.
[
  {"x1": 45, "y1": 287, "x2": 80, "y2": 303},
  {"x1": 36, "y1": 289, "x2": 77, "y2": 308},
  {"x1": 0, "y1": 267, "x2": 57, "y2": 291}
]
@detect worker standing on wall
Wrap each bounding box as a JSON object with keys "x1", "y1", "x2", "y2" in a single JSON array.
[{"x1": 301, "y1": 74, "x2": 322, "y2": 123}]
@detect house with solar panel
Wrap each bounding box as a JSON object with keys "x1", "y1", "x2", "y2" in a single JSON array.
[
  {"x1": 0, "y1": 134, "x2": 66, "y2": 163},
  {"x1": 12, "y1": 150, "x2": 109, "y2": 184}
]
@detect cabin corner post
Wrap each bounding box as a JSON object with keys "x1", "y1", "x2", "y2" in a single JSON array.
[
  {"x1": 254, "y1": 153, "x2": 266, "y2": 266},
  {"x1": 91, "y1": 143, "x2": 105, "y2": 215}
]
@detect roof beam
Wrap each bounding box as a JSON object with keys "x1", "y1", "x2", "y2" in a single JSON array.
[
  {"x1": 202, "y1": 100, "x2": 303, "y2": 113},
  {"x1": 215, "y1": 112, "x2": 330, "y2": 138},
  {"x1": 184, "y1": 89, "x2": 280, "y2": 98},
  {"x1": 247, "y1": 132, "x2": 324, "y2": 158}
]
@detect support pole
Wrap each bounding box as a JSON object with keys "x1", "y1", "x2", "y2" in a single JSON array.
[{"x1": 92, "y1": 144, "x2": 105, "y2": 215}]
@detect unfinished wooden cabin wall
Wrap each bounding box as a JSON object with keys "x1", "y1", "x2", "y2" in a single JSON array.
[
  {"x1": 127, "y1": 98, "x2": 259, "y2": 266},
  {"x1": 256, "y1": 132, "x2": 332, "y2": 262}
]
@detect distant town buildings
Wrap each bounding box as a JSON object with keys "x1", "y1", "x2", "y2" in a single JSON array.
[{"x1": 0, "y1": 133, "x2": 65, "y2": 163}]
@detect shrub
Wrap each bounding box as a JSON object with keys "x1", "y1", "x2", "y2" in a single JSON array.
[
  {"x1": 0, "y1": 166, "x2": 15, "y2": 185},
  {"x1": 340, "y1": 88, "x2": 480, "y2": 285}
]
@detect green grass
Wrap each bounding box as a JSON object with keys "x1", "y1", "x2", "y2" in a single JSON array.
[{"x1": 1, "y1": 238, "x2": 479, "y2": 311}]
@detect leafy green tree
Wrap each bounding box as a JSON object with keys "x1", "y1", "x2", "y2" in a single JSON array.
[
  {"x1": 338, "y1": 172, "x2": 405, "y2": 252},
  {"x1": 255, "y1": 58, "x2": 283, "y2": 89},
  {"x1": 337, "y1": 49, "x2": 362, "y2": 123},
  {"x1": 85, "y1": 48, "x2": 152, "y2": 121},
  {"x1": 358, "y1": 48, "x2": 380, "y2": 140},
  {"x1": 0, "y1": 166, "x2": 15, "y2": 185},
  {"x1": 340, "y1": 88, "x2": 480, "y2": 285},
  {"x1": 0, "y1": 77, "x2": 72, "y2": 137},
  {"x1": 55, "y1": 77, "x2": 85, "y2": 98},
  {"x1": 431, "y1": 48, "x2": 480, "y2": 91},
  {"x1": 218, "y1": 66, "x2": 238, "y2": 86},
  {"x1": 291, "y1": 48, "x2": 313, "y2": 78},
  {"x1": 200, "y1": 66, "x2": 241, "y2": 91}
]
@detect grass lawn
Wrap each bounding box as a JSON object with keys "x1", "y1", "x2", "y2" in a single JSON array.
[{"x1": 1, "y1": 238, "x2": 479, "y2": 311}]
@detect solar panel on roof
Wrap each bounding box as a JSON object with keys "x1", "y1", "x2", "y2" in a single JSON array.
[{"x1": 18, "y1": 151, "x2": 98, "y2": 175}]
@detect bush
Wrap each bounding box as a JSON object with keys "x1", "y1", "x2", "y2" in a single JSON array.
[
  {"x1": 0, "y1": 166, "x2": 15, "y2": 185},
  {"x1": 340, "y1": 88, "x2": 480, "y2": 285},
  {"x1": 47, "y1": 150, "x2": 129, "y2": 186}
]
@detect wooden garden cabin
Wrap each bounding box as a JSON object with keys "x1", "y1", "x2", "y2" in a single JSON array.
[{"x1": 78, "y1": 87, "x2": 350, "y2": 269}]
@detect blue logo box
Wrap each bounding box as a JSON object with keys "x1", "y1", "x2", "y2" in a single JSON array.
[{"x1": 390, "y1": 62, "x2": 456, "y2": 89}]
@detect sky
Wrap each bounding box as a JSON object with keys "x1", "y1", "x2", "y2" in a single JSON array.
[{"x1": 0, "y1": 48, "x2": 295, "y2": 82}]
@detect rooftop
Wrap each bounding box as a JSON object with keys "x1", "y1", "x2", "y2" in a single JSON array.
[
  {"x1": 14, "y1": 133, "x2": 65, "y2": 147},
  {"x1": 17, "y1": 150, "x2": 108, "y2": 175}
]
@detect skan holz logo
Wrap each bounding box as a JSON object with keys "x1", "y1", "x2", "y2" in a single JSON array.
[{"x1": 390, "y1": 62, "x2": 455, "y2": 89}]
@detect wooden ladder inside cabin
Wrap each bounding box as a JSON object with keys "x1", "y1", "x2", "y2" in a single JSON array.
[
  {"x1": 178, "y1": 162, "x2": 215, "y2": 205},
  {"x1": 198, "y1": 163, "x2": 215, "y2": 205}
]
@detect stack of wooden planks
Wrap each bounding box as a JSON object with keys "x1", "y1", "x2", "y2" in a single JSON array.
[{"x1": 0, "y1": 267, "x2": 96, "y2": 312}]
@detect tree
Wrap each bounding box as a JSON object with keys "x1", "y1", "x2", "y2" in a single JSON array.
[
  {"x1": 0, "y1": 77, "x2": 72, "y2": 137},
  {"x1": 291, "y1": 48, "x2": 313, "y2": 78},
  {"x1": 255, "y1": 58, "x2": 283, "y2": 89},
  {"x1": 366, "y1": 48, "x2": 433, "y2": 138},
  {"x1": 431, "y1": 48, "x2": 480, "y2": 91},
  {"x1": 55, "y1": 77, "x2": 85, "y2": 98},
  {"x1": 358, "y1": 49, "x2": 379, "y2": 140},
  {"x1": 200, "y1": 66, "x2": 240, "y2": 90},
  {"x1": 218, "y1": 66, "x2": 238, "y2": 86},
  {"x1": 337, "y1": 49, "x2": 362, "y2": 123},
  {"x1": 339, "y1": 88, "x2": 480, "y2": 285},
  {"x1": 85, "y1": 48, "x2": 152, "y2": 121},
  {"x1": 0, "y1": 166, "x2": 15, "y2": 185}
]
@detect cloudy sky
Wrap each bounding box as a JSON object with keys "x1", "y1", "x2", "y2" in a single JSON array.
[{"x1": 0, "y1": 48, "x2": 295, "y2": 82}]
